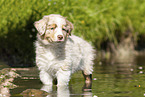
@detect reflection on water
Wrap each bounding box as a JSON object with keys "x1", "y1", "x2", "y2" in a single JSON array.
[
  {"x1": 41, "y1": 85, "x2": 70, "y2": 97},
  {"x1": 41, "y1": 85, "x2": 92, "y2": 97},
  {"x1": 92, "y1": 54, "x2": 145, "y2": 97},
  {"x1": 1, "y1": 54, "x2": 145, "y2": 96}
]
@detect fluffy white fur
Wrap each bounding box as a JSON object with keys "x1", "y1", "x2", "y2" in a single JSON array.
[{"x1": 35, "y1": 14, "x2": 95, "y2": 86}]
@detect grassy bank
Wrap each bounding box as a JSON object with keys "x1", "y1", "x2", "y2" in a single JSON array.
[{"x1": 0, "y1": 0, "x2": 145, "y2": 66}]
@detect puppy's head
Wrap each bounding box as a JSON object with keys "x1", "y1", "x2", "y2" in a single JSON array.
[{"x1": 34, "y1": 14, "x2": 73, "y2": 43}]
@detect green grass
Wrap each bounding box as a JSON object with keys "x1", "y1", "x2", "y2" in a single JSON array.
[
  {"x1": 0, "y1": 0, "x2": 145, "y2": 45},
  {"x1": 0, "y1": 0, "x2": 145, "y2": 66}
]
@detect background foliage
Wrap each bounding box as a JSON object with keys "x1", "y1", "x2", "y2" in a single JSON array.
[{"x1": 0, "y1": 0, "x2": 145, "y2": 66}]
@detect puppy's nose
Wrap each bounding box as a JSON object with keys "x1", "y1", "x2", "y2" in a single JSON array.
[{"x1": 57, "y1": 35, "x2": 63, "y2": 40}]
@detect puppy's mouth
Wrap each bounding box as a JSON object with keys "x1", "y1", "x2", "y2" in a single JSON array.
[
  {"x1": 45, "y1": 37, "x2": 65, "y2": 43},
  {"x1": 57, "y1": 39, "x2": 64, "y2": 42},
  {"x1": 55, "y1": 40, "x2": 65, "y2": 43}
]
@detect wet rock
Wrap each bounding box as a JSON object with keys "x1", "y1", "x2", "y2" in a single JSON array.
[
  {"x1": 0, "y1": 68, "x2": 20, "y2": 88},
  {"x1": 0, "y1": 68, "x2": 20, "y2": 96}
]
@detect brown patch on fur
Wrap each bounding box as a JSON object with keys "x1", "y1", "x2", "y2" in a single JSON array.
[
  {"x1": 48, "y1": 24, "x2": 57, "y2": 30},
  {"x1": 39, "y1": 24, "x2": 57, "y2": 42},
  {"x1": 66, "y1": 20, "x2": 73, "y2": 36},
  {"x1": 44, "y1": 31, "x2": 56, "y2": 42}
]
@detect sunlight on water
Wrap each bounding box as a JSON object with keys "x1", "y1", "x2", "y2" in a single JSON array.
[{"x1": 1, "y1": 55, "x2": 145, "y2": 97}]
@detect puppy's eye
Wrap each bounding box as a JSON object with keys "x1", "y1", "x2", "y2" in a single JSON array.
[
  {"x1": 62, "y1": 28, "x2": 68, "y2": 32},
  {"x1": 50, "y1": 27, "x2": 54, "y2": 30},
  {"x1": 62, "y1": 28, "x2": 66, "y2": 31}
]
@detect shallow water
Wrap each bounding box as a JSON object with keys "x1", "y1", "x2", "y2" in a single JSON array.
[{"x1": 1, "y1": 54, "x2": 145, "y2": 97}]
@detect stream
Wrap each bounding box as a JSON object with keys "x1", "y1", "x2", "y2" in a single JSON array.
[{"x1": 1, "y1": 54, "x2": 145, "y2": 97}]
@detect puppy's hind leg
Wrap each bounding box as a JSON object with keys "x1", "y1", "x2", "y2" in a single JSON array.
[
  {"x1": 82, "y1": 71, "x2": 92, "y2": 91},
  {"x1": 82, "y1": 71, "x2": 92, "y2": 84}
]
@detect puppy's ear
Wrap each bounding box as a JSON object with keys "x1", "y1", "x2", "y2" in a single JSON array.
[
  {"x1": 66, "y1": 20, "x2": 74, "y2": 36},
  {"x1": 34, "y1": 16, "x2": 49, "y2": 35}
]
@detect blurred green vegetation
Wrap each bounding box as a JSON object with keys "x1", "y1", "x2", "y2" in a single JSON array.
[{"x1": 0, "y1": 0, "x2": 145, "y2": 66}]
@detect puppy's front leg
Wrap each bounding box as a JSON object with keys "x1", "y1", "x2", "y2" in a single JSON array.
[
  {"x1": 56, "y1": 69, "x2": 71, "y2": 86},
  {"x1": 39, "y1": 70, "x2": 53, "y2": 85}
]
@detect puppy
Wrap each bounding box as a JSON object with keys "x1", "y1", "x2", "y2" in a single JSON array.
[{"x1": 34, "y1": 14, "x2": 95, "y2": 86}]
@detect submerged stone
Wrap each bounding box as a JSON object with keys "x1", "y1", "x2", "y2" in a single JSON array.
[
  {"x1": 21, "y1": 89, "x2": 49, "y2": 97},
  {"x1": 0, "y1": 68, "x2": 20, "y2": 88}
]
